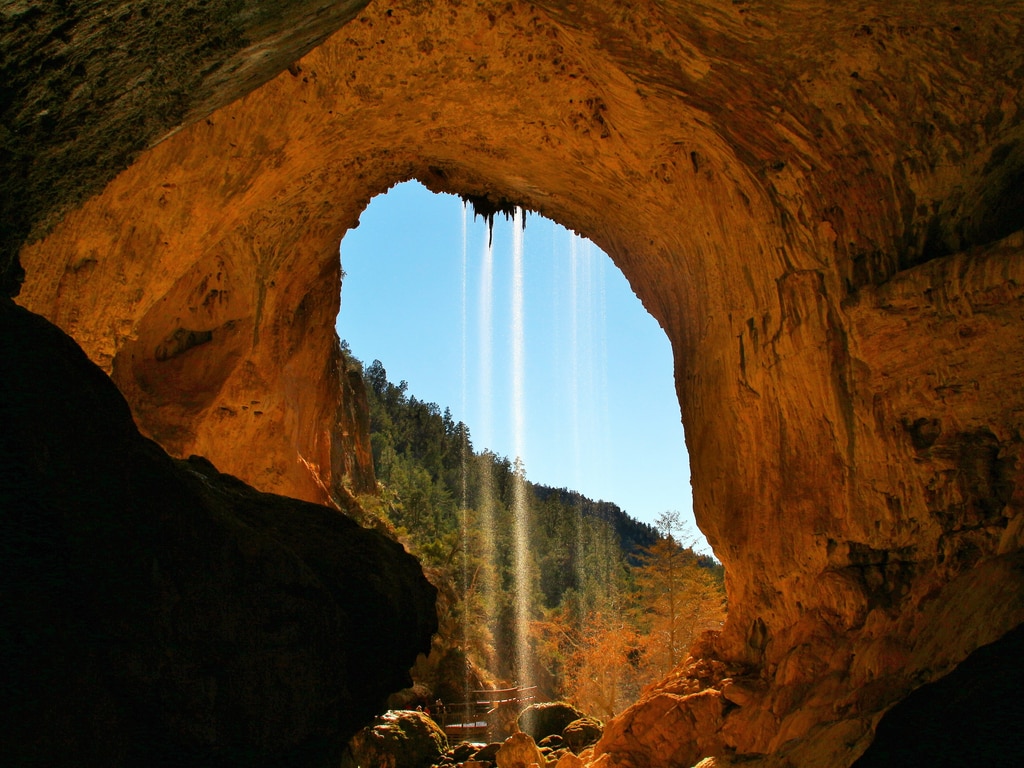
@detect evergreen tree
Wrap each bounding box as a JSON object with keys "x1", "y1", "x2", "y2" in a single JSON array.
[{"x1": 344, "y1": 346, "x2": 726, "y2": 711}]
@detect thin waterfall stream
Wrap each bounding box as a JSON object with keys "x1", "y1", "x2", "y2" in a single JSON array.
[
  {"x1": 510, "y1": 207, "x2": 533, "y2": 690},
  {"x1": 337, "y1": 182, "x2": 701, "y2": 730}
]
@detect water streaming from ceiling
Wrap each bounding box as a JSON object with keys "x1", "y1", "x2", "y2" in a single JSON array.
[
  {"x1": 459, "y1": 201, "x2": 472, "y2": 718},
  {"x1": 476, "y1": 217, "x2": 499, "y2": 682},
  {"x1": 338, "y1": 182, "x2": 698, "y2": 703},
  {"x1": 509, "y1": 207, "x2": 533, "y2": 690},
  {"x1": 338, "y1": 182, "x2": 694, "y2": 546},
  {"x1": 460, "y1": 201, "x2": 633, "y2": 692}
]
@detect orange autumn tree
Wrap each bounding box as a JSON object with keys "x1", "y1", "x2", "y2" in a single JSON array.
[
  {"x1": 633, "y1": 511, "x2": 726, "y2": 678},
  {"x1": 566, "y1": 610, "x2": 642, "y2": 718},
  {"x1": 532, "y1": 597, "x2": 645, "y2": 718},
  {"x1": 531, "y1": 517, "x2": 644, "y2": 717},
  {"x1": 532, "y1": 511, "x2": 726, "y2": 717}
]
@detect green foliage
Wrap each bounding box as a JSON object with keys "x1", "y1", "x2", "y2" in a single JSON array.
[{"x1": 347, "y1": 349, "x2": 726, "y2": 710}]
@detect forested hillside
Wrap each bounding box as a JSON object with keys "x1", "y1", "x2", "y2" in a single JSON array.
[{"x1": 342, "y1": 346, "x2": 726, "y2": 716}]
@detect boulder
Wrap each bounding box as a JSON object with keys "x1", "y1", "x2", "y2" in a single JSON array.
[
  {"x1": 561, "y1": 718, "x2": 603, "y2": 755},
  {"x1": 473, "y1": 742, "x2": 503, "y2": 764},
  {"x1": 517, "y1": 702, "x2": 585, "y2": 743},
  {"x1": 554, "y1": 753, "x2": 585, "y2": 768},
  {"x1": 343, "y1": 710, "x2": 448, "y2": 768},
  {"x1": 0, "y1": 299, "x2": 437, "y2": 767},
  {"x1": 496, "y1": 732, "x2": 546, "y2": 768},
  {"x1": 539, "y1": 734, "x2": 566, "y2": 751},
  {"x1": 450, "y1": 742, "x2": 483, "y2": 763}
]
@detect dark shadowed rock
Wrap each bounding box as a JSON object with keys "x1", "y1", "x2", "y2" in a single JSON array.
[
  {"x1": 473, "y1": 742, "x2": 503, "y2": 764},
  {"x1": 539, "y1": 734, "x2": 566, "y2": 750},
  {"x1": 0, "y1": 298, "x2": 437, "y2": 767},
  {"x1": 446, "y1": 741, "x2": 483, "y2": 764},
  {"x1": 517, "y1": 702, "x2": 585, "y2": 743},
  {"x1": 342, "y1": 710, "x2": 448, "y2": 768},
  {"x1": 561, "y1": 718, "x2": 603, "y2": 755},
  {"x1": 853, "y1": 622, "x2": 1024, "y2": 768}
]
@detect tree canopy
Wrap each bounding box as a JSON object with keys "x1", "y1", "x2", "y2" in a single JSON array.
[{"x1": 343, "y1": 348, "x2": 726, "y2": 712}]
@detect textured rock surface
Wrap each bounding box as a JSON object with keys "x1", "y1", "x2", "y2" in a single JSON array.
[
  {"x1": 342, "y1": 710, "x2": 448, "y2": 768},
  {"x1": 8, "y1": 0, "x2": 1024, "y2": 766},
  {"x1": 562, "y1": 718, "x2": 604, "y2": 755},
  {"x1": 336, "y1": 349, "x2": 379, "y2": 499},
  {"x1": 0, "y1": 298, "x2": 436, "y2": 767},
  {"x1": 0, "y1": 0, "x2": 371, "y2": 294},
  {"x1": 556, "y1": 753, "x2": 586, "y2": 768},
  {"x1": 496, "y1": 732, "x2": 547, "y2": 768}
]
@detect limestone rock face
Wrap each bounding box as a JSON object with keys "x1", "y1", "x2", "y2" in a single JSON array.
[
  {"x1": 337, "y1": 354, "x2": 378, "y2": 497},
  {"x1": 8, "y1": 0, "x2": 1024, "y2": 766},
  {"x1": 0, "y1": 298, "x2": 436, "y2": 767}
]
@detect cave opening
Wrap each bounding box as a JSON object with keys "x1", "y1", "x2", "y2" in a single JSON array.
[
  {"x1": 5, "y1": 0, "x2": 1024, "y2": 763},
  {"x1": 333, "y1": 180, "x2": 723, "y2": 715},
  {"x1": 336, "y1": 180, "x2": 696, "y2": 542}
]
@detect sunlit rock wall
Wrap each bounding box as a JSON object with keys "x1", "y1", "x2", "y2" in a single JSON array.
[
  {"x1": 13, "y1": 0, "x2": 1024, "y2": 765},
  {"x1": 0, "y1": 0, "x2": 370, "y2": 293}
]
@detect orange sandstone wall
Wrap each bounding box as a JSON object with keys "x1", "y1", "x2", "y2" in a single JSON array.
[
  {"x1": 0, "y1": 0, "x2": 371, "y2": 293},
  {"x1": 17, "y1": 1, "x2": 1024, "y2": 765}
]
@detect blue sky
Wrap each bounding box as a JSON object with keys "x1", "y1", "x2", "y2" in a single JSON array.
[{"x1": 336, "y1": 181, "x2": 702, "y2": 546}]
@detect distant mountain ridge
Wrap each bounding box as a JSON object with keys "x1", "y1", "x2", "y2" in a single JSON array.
[
  {"x1": 350, "y1": 349, "x2": 660, "y2": 561},
  {"x1": 530, "y1": 485, "x2": 658, "y2": 561}
]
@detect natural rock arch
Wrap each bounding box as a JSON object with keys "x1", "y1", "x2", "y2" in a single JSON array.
[{"x1": 10, "y1": 1, "x2": 1024, "y2": 766}]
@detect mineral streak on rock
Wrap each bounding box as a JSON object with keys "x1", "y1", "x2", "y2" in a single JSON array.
[{"x1": 10, "y1": 0, "x2": 1024, "y2": 766}]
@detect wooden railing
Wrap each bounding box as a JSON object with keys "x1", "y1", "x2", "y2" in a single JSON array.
[{"x1": 437, "y1": 686, "x2": 539, "y2": 742}]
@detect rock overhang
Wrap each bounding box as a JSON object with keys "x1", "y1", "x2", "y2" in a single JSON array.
[{"x1": 6, "y1": 1, "x2": 1024, "y2": 766}]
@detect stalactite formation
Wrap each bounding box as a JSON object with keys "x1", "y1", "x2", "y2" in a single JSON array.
[{"x1": 460, "y1": 193, "x2": 526, "y2": 246}]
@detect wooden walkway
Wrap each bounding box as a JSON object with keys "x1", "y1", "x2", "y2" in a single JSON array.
[{"x1": 438, "y1": 686, "x2": 538, "y2": 742}]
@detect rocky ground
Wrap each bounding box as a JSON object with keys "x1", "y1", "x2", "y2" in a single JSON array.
[{"x1": 342, "y1": 704, "x2": 605, "y2": 768}]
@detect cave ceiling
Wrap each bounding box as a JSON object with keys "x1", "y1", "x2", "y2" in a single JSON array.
[{"x1": 6, "y1": 1, "x2": 1024, "y2": 766}]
